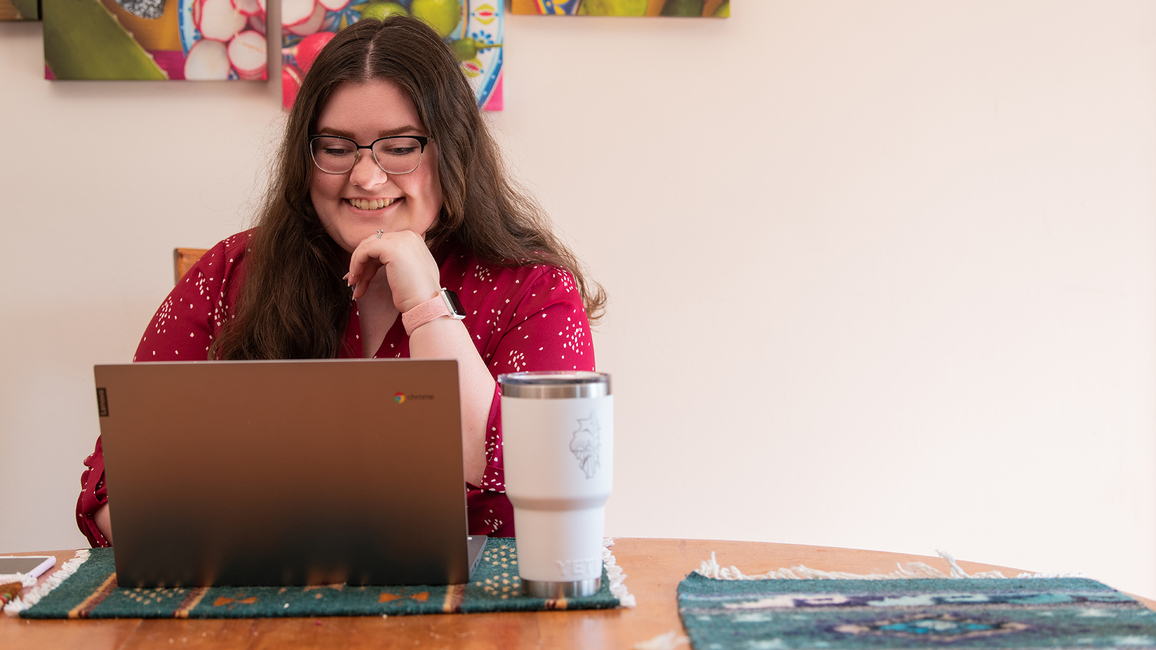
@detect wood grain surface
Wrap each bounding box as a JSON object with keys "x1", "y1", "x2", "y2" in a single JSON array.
[{"x1": 2, "y1": 539, "x2": 1150, "y2": 649}]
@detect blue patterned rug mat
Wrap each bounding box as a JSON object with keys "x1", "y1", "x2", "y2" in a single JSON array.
[
  {"x1": 18, "y1": 539, "x2": 626, "y2": 618},
  {"x1": 678, "y1": 573, "x2": 1156, "y2": 649}
]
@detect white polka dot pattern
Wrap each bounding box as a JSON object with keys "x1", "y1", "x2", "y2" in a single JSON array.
[{"x1": 109, "y1": 234, "x2": 597, "y2": 538}]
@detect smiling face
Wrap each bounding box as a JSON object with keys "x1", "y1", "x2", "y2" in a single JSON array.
[{"x1": 309, "y1": 79, "x2": 443, "y2": 253}]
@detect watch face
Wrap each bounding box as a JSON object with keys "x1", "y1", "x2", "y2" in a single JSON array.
[{"x1": 443, "y1": 289, "x2": 467, "y2": 318}]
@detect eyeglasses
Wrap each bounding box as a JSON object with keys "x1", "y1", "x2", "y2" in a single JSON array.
[{"x1": 308, "y1": 135, "x2": 430, "y2": 175}]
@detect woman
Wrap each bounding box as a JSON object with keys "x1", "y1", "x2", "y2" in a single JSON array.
[{"x1": 76, "y1": 16, "x2": 605, "y2": 547}]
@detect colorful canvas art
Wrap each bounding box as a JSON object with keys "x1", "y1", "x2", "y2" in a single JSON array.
[
  {"x1": 42, "y1": 0, "x2": 267, "y2": 80},
  {"x1": 281, "y1": 0, "x2": 503, "y2": 110},
  {"x1": 511, "y1": 0, "x2": 728, "y2": 17},
  {"x1": 0, "y1": 0, "x2": 39, "y2": 20}
]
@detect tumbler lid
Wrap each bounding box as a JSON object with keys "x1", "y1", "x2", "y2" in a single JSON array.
[{"x1": 497, "y1": 371, "x2": 611, "y2": 399}]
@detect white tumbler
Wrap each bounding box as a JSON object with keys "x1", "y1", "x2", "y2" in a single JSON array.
[{"x1": 499, "y1": 371, "x2": 613, "y2": 598}]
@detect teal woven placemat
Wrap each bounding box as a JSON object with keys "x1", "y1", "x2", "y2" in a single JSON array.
[
  {"x1": 20, "y1": 539, "x2": 623, "y2": 618},
  {"x1": 678, "y1": 573, "x2": 1156, "y2": 649}
]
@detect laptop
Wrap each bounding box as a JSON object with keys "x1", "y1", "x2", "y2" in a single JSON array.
[{"x1": 94, "y1": 358, "x2": 486, "y2": 588}]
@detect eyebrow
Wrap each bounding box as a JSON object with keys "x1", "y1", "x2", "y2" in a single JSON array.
[{"x1": 315, "y1": 126, "x2": 426, "y2": 139}]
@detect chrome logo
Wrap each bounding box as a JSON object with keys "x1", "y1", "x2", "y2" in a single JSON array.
[{"x1": 394, "y1": 393, "x2": 405, "y2": 404}]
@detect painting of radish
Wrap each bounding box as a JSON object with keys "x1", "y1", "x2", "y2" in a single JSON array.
[
  {"x1": 281, "y1": 0, "x2": 503, "y2": 110},
  {"x1": 42, "y1": 0, "x2": 267, "y2": 80},
  {"x1": 183, "y1": 0, "x2": 268, "y2": 79},
  {"x1": 38, "y1": 0, "x2": 501, "y2": 94}
]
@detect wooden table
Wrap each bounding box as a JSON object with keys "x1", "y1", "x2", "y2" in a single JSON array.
[{"x1": 2, "y1": 538, "x2": 1150, "y2": 649}]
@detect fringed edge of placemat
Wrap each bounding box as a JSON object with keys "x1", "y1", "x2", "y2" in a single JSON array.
[
  {"x1": 604, "y1": 538, "x2": 636, "y2": 607},
  {"x1": 695, "y1": 549, "x2": 1087, "y2": 581},
  {"x1": 4, "y1": 550, "x2": 90, "y2": 615}
]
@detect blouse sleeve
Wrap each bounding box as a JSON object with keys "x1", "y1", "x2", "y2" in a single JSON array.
[
  {"x1": 75, "y1": 236, "x2": 247, "y2": 546},
  {"x1": 476, "y1": 265, "x2": 596, "y2": 494},
  {"x1": 76, "y1": 437, "x2": 109, "y2": 547},
  {"x1": 133, "y1": 238, "x2": 246, "y2": 362}
]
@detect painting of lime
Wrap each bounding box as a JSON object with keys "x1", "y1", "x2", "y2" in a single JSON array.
[
  {"x1": 42, "y1": 0, "x2": 267, "y2": 79},
  {"x1": 512, "y1": 0, "x2": 728, "y2": 16},
  {"x1": 0, "y1": 0, "x2": 39, "y2": 20},
  {"x1": 282, "y1": 0, "x2": 503, "y2": 110}
]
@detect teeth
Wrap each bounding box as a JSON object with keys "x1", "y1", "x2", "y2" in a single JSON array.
[{"x1": 349, "y1": 198, "x2": 396, "y2": 210}]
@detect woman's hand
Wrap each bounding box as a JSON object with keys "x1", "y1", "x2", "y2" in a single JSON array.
[
  {"x1": 345, "y1": 228, "x2": 494, "y2": 487},
  {"x1": 345, "y1": 229, "x2": 442, "y2": 311}
]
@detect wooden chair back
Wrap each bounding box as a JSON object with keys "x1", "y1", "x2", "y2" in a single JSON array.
[{"x1": 173, "y1": 248, "x2": 208, "y2": 284}]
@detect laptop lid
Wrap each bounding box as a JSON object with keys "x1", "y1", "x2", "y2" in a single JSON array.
[{"x1": 94, "y1": 358, "x2": 484, "y2": 588}]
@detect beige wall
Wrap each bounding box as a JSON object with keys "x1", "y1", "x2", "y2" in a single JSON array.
[{"x1": 3, "y1": 1, "x2": 1155, "y2": 597}]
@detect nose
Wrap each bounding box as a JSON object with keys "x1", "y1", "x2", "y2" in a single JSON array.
[{"x1": 348, "y1": 150, "x2": 389, "y2": 188}]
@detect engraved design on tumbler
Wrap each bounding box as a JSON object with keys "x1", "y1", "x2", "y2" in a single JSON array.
[{"x1": 569, "y1": 412, "x2": 600, "y2": 479}]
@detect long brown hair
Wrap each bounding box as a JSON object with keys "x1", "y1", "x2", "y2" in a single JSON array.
[{"x1": 212, "y1": 17, "x2": 605, "y2": 360}]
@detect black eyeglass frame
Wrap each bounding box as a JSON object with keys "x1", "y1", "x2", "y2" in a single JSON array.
[{"x1": 308, "y1": 134, "x2": 431, "y2": 175}]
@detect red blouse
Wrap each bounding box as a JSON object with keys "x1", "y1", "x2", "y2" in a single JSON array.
[{"x1": 76, "y1": 230, "x2": 596, "y2": 547}]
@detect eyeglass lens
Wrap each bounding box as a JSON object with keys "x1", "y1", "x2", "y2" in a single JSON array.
[{"x1": 310, "y1": 136, "x2": 425, "y2": 174}]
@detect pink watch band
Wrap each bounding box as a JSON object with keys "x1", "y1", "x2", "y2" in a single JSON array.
[{"x1": 402, "y1": 290, "x2": 461, "y2": 336}]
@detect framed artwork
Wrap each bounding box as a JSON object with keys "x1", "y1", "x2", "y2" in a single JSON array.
[
  {"x1": 0, "y1": 0, "x2": 39, "y2": 20},
  {"x1": 511, "y1": 0, "x2": 728, "y2": 17},
  {"x1": 43, "y1": 0, "x2": 267, "y2": 80},
  {"x1": 282, "y1": 0, "x2": 503, "y2": 110}
]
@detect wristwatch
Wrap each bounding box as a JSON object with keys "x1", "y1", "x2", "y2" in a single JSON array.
[{"x1": 402, "y1": 288, "x2": 467, "y2": 336}]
